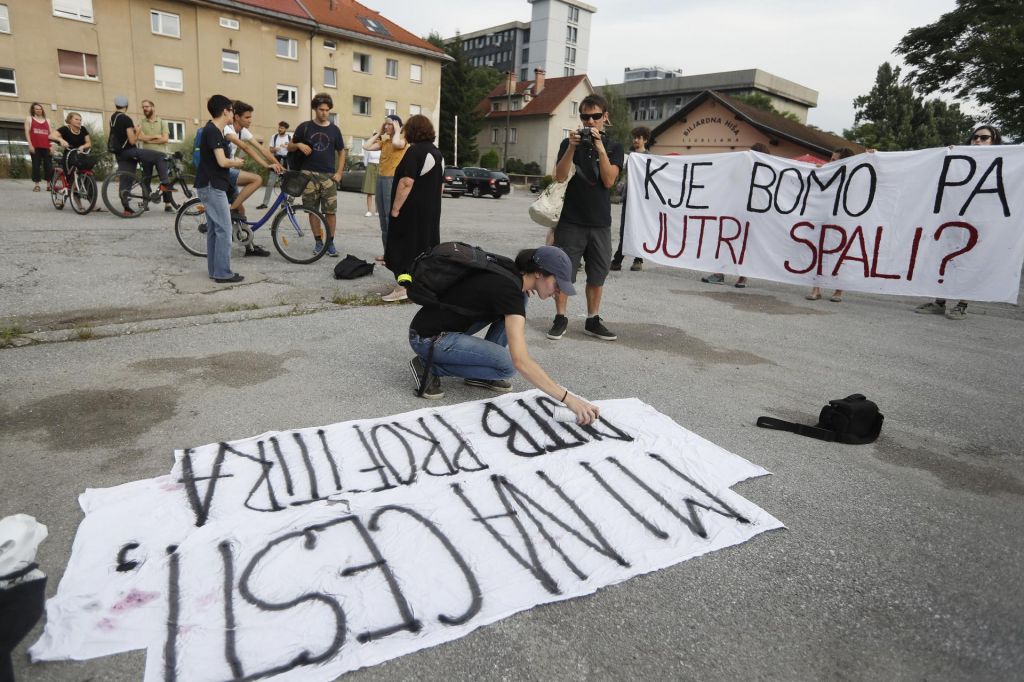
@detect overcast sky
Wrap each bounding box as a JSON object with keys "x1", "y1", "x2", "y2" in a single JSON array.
[{"x1": 390, "y1": 0, "x2": 967, "y2": 135}]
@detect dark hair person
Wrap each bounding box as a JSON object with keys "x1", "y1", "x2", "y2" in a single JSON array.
[
  {"x1": 25, "y1": 102, "x2": 53, "y2": 192},
  {"x1": 381, "y1": 115, "x2": 440, "y2": 302},
  {"x1": 406, "y1": 244, "x2": 600, "y2": 424}
]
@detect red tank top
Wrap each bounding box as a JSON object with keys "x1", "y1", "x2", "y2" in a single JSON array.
[{"x1": 28, "y1": 118, "x2": 51, "y2": 150}]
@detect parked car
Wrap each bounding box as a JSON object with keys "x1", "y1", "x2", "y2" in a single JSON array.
[
  {"x1": 443, "y1": 167, "x2": 466, "y2": 197},
  {"x1": 461, "y1": 167, "x2": 510, "y2": 198}
]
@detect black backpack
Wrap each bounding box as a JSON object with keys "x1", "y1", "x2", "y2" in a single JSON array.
[
  {"x1": 333, "y1": 255, "x2": 374, "y2": 279},
  {"x1": 402, "y1": 242, "x2": 521, "y2": 316},
  {"x1": 107, "y1": 112, "x2": 127, "y2": 154},
  {"x1": 756, "y1": 394, "x2": 883, "y2": 444},
  {"x1": 286, "y1": 122, "x2": 307, "y2": 171}
]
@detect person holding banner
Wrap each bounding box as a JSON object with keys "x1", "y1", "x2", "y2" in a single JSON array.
[
  {"x1": 807, "y1": 147, "x2": 857, "y2": 302},
  {"x1": 547, "y1": 94, "x2": 625, "y2": 342},
  {"x1": 611, "y1": 126, "x2": 651, "y2": 273},
  {"x1": 914, "y1": 124, "x2": 1003, "y2": 321}
]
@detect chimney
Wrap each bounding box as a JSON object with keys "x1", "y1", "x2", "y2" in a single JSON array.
[
  {"x1": 533, "y1": 68, "x2": 545, "y2": 95},
  {"x1": 506, "y1": 71, "x2": 517, "y2": 96},
  {"x1": 329, "y1": 0, "x2": 337, "y2": 9}
]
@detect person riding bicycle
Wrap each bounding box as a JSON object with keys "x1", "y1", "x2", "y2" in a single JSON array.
[
  {"x1": 223, "y1": 100, "x2": 283, "y2": 257},
  {"x1": 49, "y1": 112, "x2": 93, "y2": 172},
  {"x1": 109, "y1": 95, "x2": 173, "y2": 217}
]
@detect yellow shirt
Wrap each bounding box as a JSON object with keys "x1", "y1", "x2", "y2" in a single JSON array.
[{"x1": 378, "y1": 138, "x2": 406, "y2": 177}]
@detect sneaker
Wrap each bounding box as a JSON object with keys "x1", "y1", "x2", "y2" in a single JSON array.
[
  {"x1": 256, "y1": 204, "x2": 268, "y2": 210},
  {"x1": 584, "y1": 315, "x2": 617, "y2": 341},
  {"x1": 409, "y1": 356, "x2": 444, "y2": 399},
  {"x1": 464, "y1": 378, "x2": 513, "y2": 393},
  {"x1": 326, "y1": 242, "x2": 339, "y2": 257},
  {"x1": 610, "y1": 258, "x2": 623, "y2": 271},
  {"x1": 164, "y1": 204, "x2": 174, "y2": 213},
  {"x1": 382, "y1": 286, "x2": 408, "y2": 302},
  {"x1": 214, "y1": 274, "x2": 244, "y2": 284},
  {"x1": 630, "y1": 258, "x2": 643, "y2": 272},
  {"x1": 945, "y1": 302, "x2": 968, "y2": 320},
  {"x1": 547, "y1": 314, "x2": 569, "y2": 340},
  {"x1": 915, "y1": 301, "x2": 945, "y2": 315},
  {"x1": 364, "y1": 211, "x2": 373, "y2": 217},
  {"x1": 244, "y1": 244, "x2": 271, "y2": 257},
  {"x1": 701, "y1": 273, "x2": 725, "y2": 284},
  {"x1": 314, "y1": 239, "x2": 324, "y2": 255}
]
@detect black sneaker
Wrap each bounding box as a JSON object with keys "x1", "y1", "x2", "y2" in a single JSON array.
[
  {"x1": 610, "y1": 258, "x2": 623, "y2": 271},
  {"x1": 547, "y1": 314, "x2": 569, "y2": 340},
  {"x1": 244, "y1": 244, "x2": 271, "y2": 257},
  {"x1": 464, "y1": 378, "x2": 513, "y2": 393},
  {"x1": 255, "y1": 204, "x2": 268, "y2": 210},
  {"x1": 630, "y1": 258, "x2": 643, "y2": 271},
  {"x1": 584, "y1": 315, "x2": 617, "y2": 341},
  {"x1": 409, "y1": 356, "x2": 444, "y2": 399}
]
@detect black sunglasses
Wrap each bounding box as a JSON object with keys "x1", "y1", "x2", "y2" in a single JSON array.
[
  {"x1": 579, "y1": 112, "x2": 604, "y2": 121},
  {"x1": 972, "y1": 134, "x2": 992, "y2": 141}
]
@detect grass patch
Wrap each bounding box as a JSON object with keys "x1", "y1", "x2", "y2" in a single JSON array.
[
  {"x1": 331, "y1": 292, "x2": 397, "y2": 307},
  {"x1": 223, "y1": 303, "x2": 260, "y2": 313},
  {"x1": 1, "y1": 324, "x2": 25, "y2": 347},
  {"x1": 75, "y1": 325, "x2": 94, "y2": 340}
]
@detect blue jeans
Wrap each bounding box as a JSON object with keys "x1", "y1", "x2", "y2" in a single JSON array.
[
  {"x1": 375, "y1": 175, "x2": 394, "y2": 248},
  {"x1": 409, "y1": 318, "x2": 515, "y2": 381},
  {"x1": 197, "y1": 185, "x2": 233, "y2": 279}
]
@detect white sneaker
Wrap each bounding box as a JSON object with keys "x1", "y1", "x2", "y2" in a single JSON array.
[
  {"x1": 364, "y1": 211, "x2": 372, "y2": 217},
  {"x1": 382, "y1": 286, "x2": 408, "y2": 302}
]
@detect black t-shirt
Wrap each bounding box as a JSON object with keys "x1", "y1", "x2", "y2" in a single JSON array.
[
  {"x1": 57, "y1": 125, "x2": 89, "y2": 150},
  {"x1": 195, "y1": 121, "x2": 231, "y2": 192},
  {"x1": 557, "y1": 135, "x2": 624, "y2": 228},
  {"x1": 109, "y1": 112, "x2": 134, "y2": 155},
  {"x1": 411, "y1": 269, "x2": 526, "y2": 338},
  {"x1": 292, "y1": 120, "x2": 345, "y2": 173}
]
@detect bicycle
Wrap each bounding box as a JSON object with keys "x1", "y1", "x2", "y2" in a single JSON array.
[
  {"x1": 101, "y1": 150, "x2": 194, "y2": 218},
  {"x1": 174, "y1": 170, "x2": 330, "y2": 265},
  {"x1": 50, "y1": 148, "x2": 98, "y2": 215}
]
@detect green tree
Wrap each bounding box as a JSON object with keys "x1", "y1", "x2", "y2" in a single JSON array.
[
  {"x1": 601, "y1": 84, "x2": 632, "y2": 149},
  {"x1": 896, "y1": 0, "x2": 1023, "y2": 140},
  {"x1": 733, "y1": 92, "x2": 801, "y2": 123},
  {"x1": 843, "y1": 62, "x2": 972, "y2": 150},
  {"x1": 427, "y1": 32, "x2": 502, "y2": 166}
]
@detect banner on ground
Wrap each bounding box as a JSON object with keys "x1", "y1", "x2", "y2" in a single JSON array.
[
  {"x1": 31, "y1": 391, "x2": 782, "y2": 681},
  {"x1": 624, "y1": 147, "x2": 1024, "y2": 303}
]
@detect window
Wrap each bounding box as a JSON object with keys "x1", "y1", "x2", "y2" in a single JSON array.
[
  {"x1": 520, "y1": 67, "x2": 527, "y2": 81},
  {"x1": 386, "y1": 58, "x2": 398, "y2": 79},
  {"x1": 329, "y1": 113, "x2": 338, "y2": 125},
  {"x1": 324, "y1": 67, "x2": 337, "y2": 88},
  {"x1": 222, "y1": 50, "x2": 239, "y2": 73},
  {"x1": 323, "y1": 39, "x2": 336, "y2": 49},
  {"x1": 511, "y1": 99, "x2": 522, "y2": 111},
  {"x1": 564, "y1": 67, "x2": 575, "y2": 77},
  {"x1": 571, "y1": 101, "x2": 578, "y2": 116},
  {"x1": 563, "y1": 129, "x2": 572, "y2": 139},
  {"x1": 353, "y1": 53, "x2": 371, "y2": 73},
  {"x1": 219, "y1": 16, "x2": 239, "y2": 30},
  {"x1": 276, "y1": 37, "x2": 297, "y2": 60},
  {"x1": 0, "y1": 5, "x2": 9, "y2": 33},
  {"x1": 58, "y1": 49, "x2": 99, "y2": 80},
  {"x1": 568, "y1": 6, "x2": 580, "y2": 23},
  {"x1": 353, "y1": 96, "x2": 371, "y2": 116},
  {"x1": 409, "y1": 104, "x2": 421, "y2": 116},
  {"x1": 565, "y1": 47, "x2": 576, "y2": 64},
  {"x1": 566, "y1": 26, "x2": 577, "y2": 44},
  {"x1": 276, "y1": 84, "x2": 297, "y2": 106},
  {"x1": 53, "y1": 0, "x2": 93, "y2": 21},
  {"x1": 522, "y1": 47, "x2": 529, "y2": 61},
  {"x1": 509, "y1": 128, "x2": 517, "y2": 144},
  {"x1": 0, "y1": 67, "x2": 15, "y2": 95},
  {"x1": 150, "y1": 10, "x2": 180, "y2": 38},
  {"x1": 167, "y1": 120, "x2": 184, "y2": 143},
  {"x1": 410, "y1": 64, "x2": 422, "y2": 82},
  {"x1": 385, "y1": 100, "x2": 397, "y2": 116},
  {"x1": 491, "y1": 101, "x2": 500, "y2": 112},
  {"x1": 154, "y1": 65, "x2": 183, "y2": 91},
  {"x1": 491, "y1": 128, "x2": 498, "y2": 144}
]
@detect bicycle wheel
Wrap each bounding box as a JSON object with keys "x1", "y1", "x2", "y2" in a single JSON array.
[
  {"x1": 101, "y1": 171, "x2": 149, "y2": 218},
  {"x1": 50, "y1": 170, "x2": 66, "y2": 211},
  {"x1": 271, "y1": 204, "x2": 330, "y2": 264},
  {"x1": 174, "y1": 197, "x2": 208, "y2": 257},
  {"x1": 69, "y1": 172, "x2": 98, "y2": 215},
  {"x1": 163, "y1": 174, "x2": 195, "y2": 211}
]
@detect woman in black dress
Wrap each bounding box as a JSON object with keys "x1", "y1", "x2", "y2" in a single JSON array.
[{"x1": 382, "y1": 115, "x2": 443, "y2": 302}]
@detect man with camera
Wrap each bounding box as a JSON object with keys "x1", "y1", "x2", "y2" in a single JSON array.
[{"x1": 547, "y1": 94, "x2": 624, "y2": 341}]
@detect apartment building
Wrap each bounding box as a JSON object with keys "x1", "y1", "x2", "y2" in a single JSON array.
[
  {"x1": 446, "y1": 0, "x2": 595, "y2": 83},
  {"x1": 0, "y1": 0, "x2": 447, "y2": 159}
]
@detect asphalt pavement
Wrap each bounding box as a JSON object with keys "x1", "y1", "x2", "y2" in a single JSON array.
[{"x1": 1, "y1": 179, "x2": 1022, "y2": 681}]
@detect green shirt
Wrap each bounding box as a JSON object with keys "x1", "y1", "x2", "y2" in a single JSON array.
[{"x1": 139, "y1": 117, "x2": 168, "y2": 152}]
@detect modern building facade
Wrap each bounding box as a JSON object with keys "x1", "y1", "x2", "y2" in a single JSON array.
[
  {"x1": 447, "y1": 0, "x2": 595, "y2": 84},
  {"x1": 600, "y1": 68, "x2": 819, "y2": 129},
  {"x1": 0, "y1": 0, "x2": 447, "y2": 160}
]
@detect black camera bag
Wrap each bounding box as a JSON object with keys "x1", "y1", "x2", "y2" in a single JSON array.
[{"x1": 756, "y1": 394, "x2": 883, "y2": 444}]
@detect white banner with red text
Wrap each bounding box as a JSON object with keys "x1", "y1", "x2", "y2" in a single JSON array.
[{"x1": 623, "y1": 147, "x2": 1024, "y2": 303}]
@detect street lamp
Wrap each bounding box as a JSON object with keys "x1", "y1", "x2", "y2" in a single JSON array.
[{"x1": 503, "y1": 71, "x2": 512, "y2": 172}]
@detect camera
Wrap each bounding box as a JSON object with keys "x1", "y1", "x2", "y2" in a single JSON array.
[{"x1": 576, "y1": 128, "x2": 594, "y2": 146}]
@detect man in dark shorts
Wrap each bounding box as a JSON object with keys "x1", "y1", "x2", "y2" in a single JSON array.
[
  {"x1": 288, "y1": 93, "x2": 345, "y2": 257},
  {"x1": 547, "y1": 94, "x2": 624, "y2": 342},
  {"x1": 407, "y1": 245, "x2": 600, "y2": 425}
]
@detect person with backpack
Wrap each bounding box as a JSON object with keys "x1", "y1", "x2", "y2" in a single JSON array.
[
  {"x1": 406, "y1": 243, "x2": 601, "y2": 426},
  {"x1": 108, "y1": 95, "x2": 173, "y2": 217}
]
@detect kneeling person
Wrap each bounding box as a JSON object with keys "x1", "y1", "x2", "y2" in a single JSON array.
[{"x1": 408, "y1": 245, "x2": 600, "y2": 425}]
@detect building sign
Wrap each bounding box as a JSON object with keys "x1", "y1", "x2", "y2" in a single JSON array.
[{"x1": 679, "y1": 116, "x2": 742, "y2": 144}]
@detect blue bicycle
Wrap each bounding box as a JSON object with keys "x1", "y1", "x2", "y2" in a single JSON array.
[{"x1": 174, "y1": 171, "x2": 330, "y2": 264}]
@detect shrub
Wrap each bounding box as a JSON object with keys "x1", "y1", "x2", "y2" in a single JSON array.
[
  {"x1": 505, "y1": 157, "x2": 525, "y2": 174},
  {"x1": 539, "y1": 174, "x2": 553, "y2": 190},
  {"x1": 524, "y1": 161, "x2": 542, "y2": 176},
  {"x1": 479, "y1": 149, "x2": 500, "y2": 169}
]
